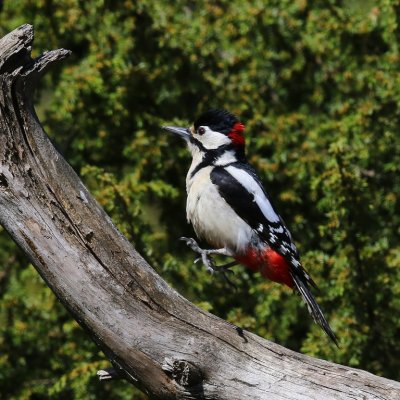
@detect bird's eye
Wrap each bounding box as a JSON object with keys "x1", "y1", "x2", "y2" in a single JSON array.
[{"x1": 198, "y1": 127, "x2": 206, "y2": 135}]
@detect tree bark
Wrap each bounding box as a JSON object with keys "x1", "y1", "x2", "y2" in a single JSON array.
[{"x1": 0, "y1": 24, "x2": 399, "y2": 400}]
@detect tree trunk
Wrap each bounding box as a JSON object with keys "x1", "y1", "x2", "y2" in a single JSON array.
[{"x1": 0, "y1": 24, "x2": 399, "y2": 400}]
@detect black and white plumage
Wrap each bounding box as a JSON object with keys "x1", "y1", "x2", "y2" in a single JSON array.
[{"x1": 163, "y1": 109, "x2": 338, "y2": 345}]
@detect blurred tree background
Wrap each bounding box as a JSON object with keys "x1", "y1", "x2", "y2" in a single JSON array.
[{"x1": 1, "y1": 0, "x2": 400, "y2": 398}]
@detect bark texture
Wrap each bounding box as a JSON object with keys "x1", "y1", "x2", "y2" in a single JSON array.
[{"x1": 0, "y1": 25, "x2": 399, "y2": 400}]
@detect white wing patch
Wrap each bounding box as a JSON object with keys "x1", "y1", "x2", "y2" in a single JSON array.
[
  {"x1": 226, "y1": 166, "x2": 280, "y2": 223},
  {"x1": 271, "y1": 225, "x2": 284, "y2": 234}
]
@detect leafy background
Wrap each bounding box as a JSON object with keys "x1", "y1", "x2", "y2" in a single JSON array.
[{"x1": 1, "y1": 0, "x2": 399, "y2": 398}]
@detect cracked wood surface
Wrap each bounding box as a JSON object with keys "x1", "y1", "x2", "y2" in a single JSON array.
[{"x1": 0, "y1": 24, "x2": 399, "y2": 400}]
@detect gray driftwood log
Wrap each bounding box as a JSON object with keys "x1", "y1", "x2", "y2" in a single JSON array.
[{"x1": 0, "y1": 24, "x2": 399, "y2": 400}]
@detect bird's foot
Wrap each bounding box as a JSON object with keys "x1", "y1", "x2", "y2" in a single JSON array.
[
  {"x1": 212, "y1": 260, "x2": 237, "y2": 273},
  {"x1": 180, "y1": 237, "x2": 237, "y2": 289},
  {"x1": 180, "y1": 237, "x2": 216, "y2": 273}
]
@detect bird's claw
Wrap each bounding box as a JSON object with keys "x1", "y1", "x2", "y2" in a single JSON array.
[
  {"x1": 214, "y1": 265, "x2": 235, "y2": 274},
  {"x1": 180, "y1": 236, "x2": 215, "y2": 270},
  {"x1": 180, "y1": 237, "x2": 203, "y2": 253},
  {"x1": 180, "y1": 236, "x2": 237, "y2": 289},
  {"x1": 200, "y1": 251, "x2": 216, "y2": 274}
]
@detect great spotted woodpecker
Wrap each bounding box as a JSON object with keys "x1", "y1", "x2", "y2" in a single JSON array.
[{"x1": 163, "y1": 109, "x2": 338, "y2": 345}]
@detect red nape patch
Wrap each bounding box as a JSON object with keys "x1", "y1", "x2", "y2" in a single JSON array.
[
  {"x1": 235, "y1": 248, "x2": 294, "y2": 288},
  {"x1": 228, "y1": 122, "x2": 245, "y2": 146}
]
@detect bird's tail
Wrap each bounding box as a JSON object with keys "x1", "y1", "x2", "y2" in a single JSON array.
[{"x1": 291, "y1": 271, "x2": 339, "y2": 347}]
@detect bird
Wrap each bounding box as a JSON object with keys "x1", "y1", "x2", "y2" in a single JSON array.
[{"x1": 162, "y1": 108, "x2": 338, "y2": 345}]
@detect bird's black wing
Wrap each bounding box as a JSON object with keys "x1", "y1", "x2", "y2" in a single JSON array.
[{"x1": 210, "y1": 163, "x2": 315, "y2": 286}]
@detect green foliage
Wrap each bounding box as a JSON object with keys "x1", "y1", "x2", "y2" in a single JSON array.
[{"x1": 1, "y1": 0, "x2": 400, "y2": 398}]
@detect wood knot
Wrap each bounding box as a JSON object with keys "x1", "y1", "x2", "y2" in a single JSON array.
[
  {"x1": 84, "y1": 230, "x2": 94, "y2": 242},
  {"x1": 162, "y1": 358, "x2": 203, "y2": 388},
  {"x1": 0, "y1": 173, "x2": 9, "y2": 189}
]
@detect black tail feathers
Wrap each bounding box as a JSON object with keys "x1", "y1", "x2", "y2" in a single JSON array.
[{"x1": 291, "y1": 271, "x2": 339, "y2": 347}]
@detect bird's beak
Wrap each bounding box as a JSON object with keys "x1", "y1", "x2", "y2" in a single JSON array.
[{"x1": 162, "y1": 126, "x2": 191, "y2": 141}]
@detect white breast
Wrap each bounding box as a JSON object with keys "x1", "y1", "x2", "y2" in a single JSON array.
[{"x1": 186, "y1": 166, "x2": 253, "y2": 253}]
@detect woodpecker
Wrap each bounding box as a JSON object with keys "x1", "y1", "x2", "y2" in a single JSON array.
[{"x1": 163, "y1": 109, "x2": 338, "y2": 345}]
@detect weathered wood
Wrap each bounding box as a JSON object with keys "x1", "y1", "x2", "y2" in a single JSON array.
[{"x1": 0, "y1": 24, "x2": 399, "y2": 400}]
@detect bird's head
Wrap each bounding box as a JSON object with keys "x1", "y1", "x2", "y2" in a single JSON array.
[{"x1": 163, "y1": 109, "x2": 246, "y2": 156}]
